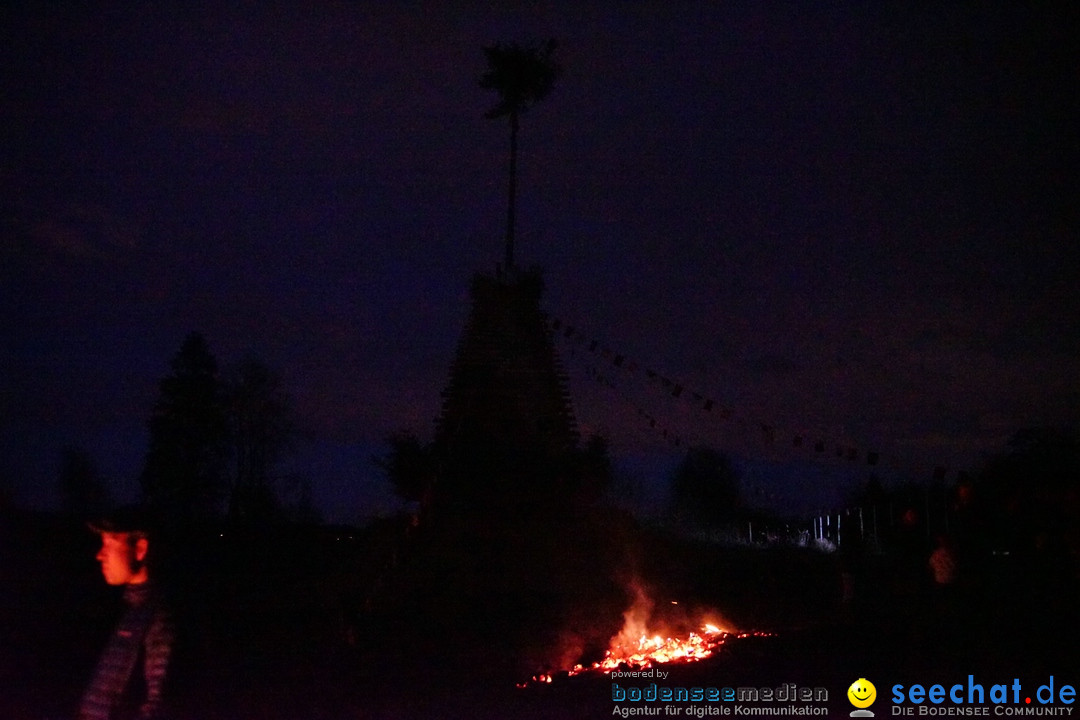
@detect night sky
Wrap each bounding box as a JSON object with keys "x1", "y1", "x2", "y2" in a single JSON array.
[{"x1": 2, "y1": 3, "x2": 1077, "y2": 524}]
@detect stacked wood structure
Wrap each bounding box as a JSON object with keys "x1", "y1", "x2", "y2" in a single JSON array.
[{"x1": 434, "y1": 267, "x2": 578, "y2": 505}]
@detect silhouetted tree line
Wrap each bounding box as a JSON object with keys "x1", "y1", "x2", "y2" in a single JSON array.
[
  {"x1": 376, "y1": 428, "x2": 613, "y2": 510},
  {"x1": 57, "y1": 446, "x2": 111, "y2": 520},
  {"x1": 136, "y1": 332, "x2": 309, "y2": 525},
  {"x1": 846, "y1": 427, "x2": 1080, "y2": 573},
  {"x1": 670, "y1": 445, "x2": 741, "y2": 528},
  {"x1": 965, "y1": 427, "x2": 1080, "y2": 562}
]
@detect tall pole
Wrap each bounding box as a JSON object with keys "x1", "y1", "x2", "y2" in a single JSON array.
[{"x1": 505, "y1": 110, "x2": 518, "y2": 272}]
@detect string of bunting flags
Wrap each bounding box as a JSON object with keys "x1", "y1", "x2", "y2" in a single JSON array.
[{"x1": 550, "y1": 316, "x2": 963, "y2": 485}]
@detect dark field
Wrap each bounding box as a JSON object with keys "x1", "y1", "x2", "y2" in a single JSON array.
[{"x1": 2, "y1": 507, "x2": 1075, "y2": 719}]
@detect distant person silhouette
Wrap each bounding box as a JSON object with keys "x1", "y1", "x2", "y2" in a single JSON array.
[
  {"x1": 928, "y1": 534, "x2": 958, "y2": 587},
  {"x1": 924, "y1": 532, "x2": 966, "y2": 656},
  {"x1": 78, "y1": 506, "x2": 173, "y2": 720}
]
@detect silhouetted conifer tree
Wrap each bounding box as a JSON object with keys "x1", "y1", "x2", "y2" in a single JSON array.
[{"x1": 140, "y1": 332, "x2": 229, "y2": 521}]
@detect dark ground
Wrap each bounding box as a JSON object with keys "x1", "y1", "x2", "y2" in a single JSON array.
[{"x1": 1, "y1": 506, "x2": 1076, "y2": 719}]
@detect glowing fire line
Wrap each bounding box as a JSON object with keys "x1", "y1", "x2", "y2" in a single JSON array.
[
  {"x1": 574, "y1": 623, "x2": 726, "y2": 674},
  {"x1": 518, "y1": 623, "x2": 768, "y2": 687}
]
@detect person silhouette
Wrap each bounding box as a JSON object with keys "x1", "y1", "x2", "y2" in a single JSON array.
[{"x1": 79, "y1": 506, "x2": 173, "y2": 720}]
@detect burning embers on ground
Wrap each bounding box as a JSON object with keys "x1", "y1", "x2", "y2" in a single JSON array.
[{"x1": 518, "y1": 584, "x2": 769, "y2": 687}]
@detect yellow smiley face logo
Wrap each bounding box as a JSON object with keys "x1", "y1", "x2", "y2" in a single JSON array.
[{"x1": 848, "y1": 678, "x2": 876, "y2": 708}]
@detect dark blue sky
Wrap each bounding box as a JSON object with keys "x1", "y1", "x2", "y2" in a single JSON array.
[{"x1": 2, "y1": 3, "x2": 1077, "y2": 523}]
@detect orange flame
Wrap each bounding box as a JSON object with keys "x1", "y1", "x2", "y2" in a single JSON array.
[
  {"x1": 517, "y1": 584, "x2": 768, "y2": 687},
  {"x1": 568, "y1": 624, "x2": 727, "y2": 675}
]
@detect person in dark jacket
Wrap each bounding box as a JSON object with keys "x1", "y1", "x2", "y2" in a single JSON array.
[{"x1": 79, "y1": 507, "x2": 173, "y2": 720}]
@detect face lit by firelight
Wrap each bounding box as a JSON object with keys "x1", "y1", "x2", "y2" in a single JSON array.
[{"x1": 96, "y1": 532, "x2": 149, "y2": 586}]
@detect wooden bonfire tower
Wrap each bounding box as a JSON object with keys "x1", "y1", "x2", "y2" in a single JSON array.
[
  {"x1": 433, "y1": 266, "x2": 578, "y2": 507},
  {"x1": 363, "y1": 44, "x2": 626, "y2": 674}
]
